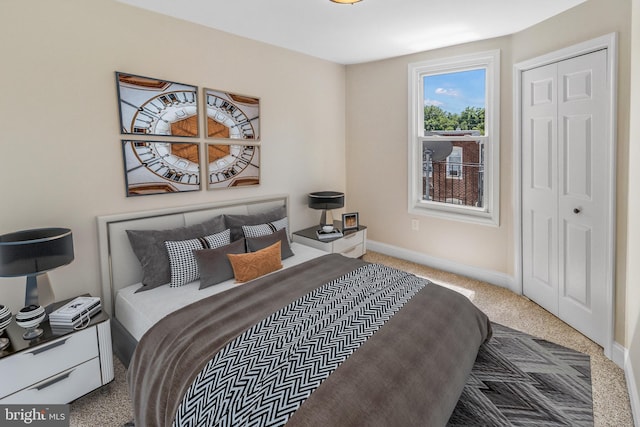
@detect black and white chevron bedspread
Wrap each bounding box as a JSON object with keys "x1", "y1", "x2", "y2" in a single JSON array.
[
  {"x1": 129, "y1": 254, "x2": 491, "y2": 427},
  {"x1": 173, "y1": 264, "x2": 427, "y2": 427}
]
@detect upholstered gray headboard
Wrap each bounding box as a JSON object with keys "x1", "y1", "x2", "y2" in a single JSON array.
[{"x1": 96, "y1": 194, "x2": 289, "y2": 317}]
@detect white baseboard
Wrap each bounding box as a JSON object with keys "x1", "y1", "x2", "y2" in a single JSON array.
[
  {"x1": 367, "y1": 240, "x2": 516, "y2": 292},
  {"x1": 612, "y1": 341, "x2": 626, "y2": 369},
  {"x1": 625, "y1": 349, "x2": 640, "y2": 427}
]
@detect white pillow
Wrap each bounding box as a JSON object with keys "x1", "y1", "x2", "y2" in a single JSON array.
[{"x1": 165, "y1": 229, "x2": 231, "y2": 287}]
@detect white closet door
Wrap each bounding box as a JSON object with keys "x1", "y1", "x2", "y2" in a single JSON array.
[
  {"x1": 522, "y1": 49, "x2": 610, "y2": 346},
  {"x1": 522, "y1": 62, "x2": 560, "y2": 315}
]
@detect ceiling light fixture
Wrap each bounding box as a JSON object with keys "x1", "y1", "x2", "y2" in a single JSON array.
[{"x1": 330, "y1": 0, "x2": 362, "y2": 4}]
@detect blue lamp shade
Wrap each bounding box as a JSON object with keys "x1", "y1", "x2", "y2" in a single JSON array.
[{"x1": 0, "y1": 228, "x2": 74, "y2": 306}]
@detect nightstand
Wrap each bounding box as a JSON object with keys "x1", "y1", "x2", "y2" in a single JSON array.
[
  {"x1": 0, "y1": 296, "x2": 114, "y2": 404},
  {"x1": 293, "y1": 221, "x2": 367, "y2": 258}
]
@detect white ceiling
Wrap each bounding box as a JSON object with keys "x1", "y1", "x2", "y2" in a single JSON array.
[{"x1": 116, "y1": 0, "x2": 587, "y2": 64}]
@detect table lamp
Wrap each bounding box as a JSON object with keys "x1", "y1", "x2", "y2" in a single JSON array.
[
  {"x1": 0, "y1": 228, "x2": 74, "y2": 339},
  {"x1": 308, "y1": 191, "x2": 345, "y2": 231}
]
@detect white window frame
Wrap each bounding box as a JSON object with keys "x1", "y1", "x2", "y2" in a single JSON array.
[{"x1": 408, "y1": 50, "x2": 500, "y2": 226}]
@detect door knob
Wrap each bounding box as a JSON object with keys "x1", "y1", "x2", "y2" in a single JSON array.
[{"x1": 573, "y1": 208, "x2": 581, "y2": 214}]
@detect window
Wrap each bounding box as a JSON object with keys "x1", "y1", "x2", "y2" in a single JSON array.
[
  {"x1": 408, "y1": 50, "x2": 500, "y2": 226},
  {"x1": 446, "y1": 146, "x2": 463, "y2": 179}
]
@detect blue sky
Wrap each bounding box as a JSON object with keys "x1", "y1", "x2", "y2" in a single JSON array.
[{"x1": 423, "y1": 69, "x2": 486, "y2": 114}]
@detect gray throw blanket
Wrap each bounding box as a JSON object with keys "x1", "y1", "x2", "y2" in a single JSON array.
[{"x1": 128, "y1": 254, "x2": 491, "y2": 427}]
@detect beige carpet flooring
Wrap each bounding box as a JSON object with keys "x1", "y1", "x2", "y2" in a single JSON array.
[{"x1": 68, "y1": 252, "x2": 634, "y2": 426}]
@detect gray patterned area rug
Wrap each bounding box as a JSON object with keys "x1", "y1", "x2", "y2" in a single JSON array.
[{"x1": 448, "y1": 322, "x2": 593, "y2": 426}]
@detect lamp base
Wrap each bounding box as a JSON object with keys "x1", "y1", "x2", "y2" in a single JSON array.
[
  {"x1": 0, "y1": 337, "x2": 8, "y2": 350},
  {"x1": 22, "y1": 326, "x2": 43, "y2": 340},
  {"x1": 319, "y1": 209, "x2": 335, "y2": 228}
]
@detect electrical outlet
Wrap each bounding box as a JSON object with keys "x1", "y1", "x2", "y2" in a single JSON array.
[{"x1": 411, "y1": 219, "x2": 420, "y2": 231}]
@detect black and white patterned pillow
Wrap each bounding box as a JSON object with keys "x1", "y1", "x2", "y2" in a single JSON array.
[
  {"x1": 242, "y1": 217, "x2": 289, "y2": 239},
  {"x1": 165, "y1": 229, "x2": 231, "y2": 287}
]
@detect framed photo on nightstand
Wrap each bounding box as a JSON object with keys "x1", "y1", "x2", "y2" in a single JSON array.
[{"x1": 342, "y1": 212, "x2": 359, "y2": 231}]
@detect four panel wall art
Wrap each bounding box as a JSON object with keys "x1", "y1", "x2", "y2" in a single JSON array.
[{"x1": 116, "y1": 72, "x2": 261, "y2": 197}]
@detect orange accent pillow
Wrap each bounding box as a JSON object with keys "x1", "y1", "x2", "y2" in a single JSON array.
[{"x1": 227, "y1": 241, "x2": 283, "y2": 283}]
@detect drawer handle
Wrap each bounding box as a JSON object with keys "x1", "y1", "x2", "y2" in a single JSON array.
[
  {"x1": 34, "y1": 371, "x2": 72, "y2": 391},
  {"x1": 344, "y1": 233, "x2": 357, "y2": 239},
  {"x1": 28, "y1": 338, "x2": 68, "y2": 356}
]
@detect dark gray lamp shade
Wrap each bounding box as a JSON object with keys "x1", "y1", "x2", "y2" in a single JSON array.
[
  {"x1": 308, "y1": 191, "x2": 345, "y2": 227},
  {"x1": 0, "y1": 228, "x2": 74, "y2": 306},
  {"x1": 308, "y1": 191, "x2": 345, "y2": 210}
]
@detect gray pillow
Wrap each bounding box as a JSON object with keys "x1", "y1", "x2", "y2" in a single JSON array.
[
  {"x1": 246, "y1": 228, "x2": 294, "y2": 260},
  {"x1": 127, "y1": 215, "x2": 226, "y2": 292},
  {"x1": 223, "y1": 206, "x2": 286, "y2": 241},
  {"x1": 194, "y1": 238, "x2": 246, "y2": 289}
]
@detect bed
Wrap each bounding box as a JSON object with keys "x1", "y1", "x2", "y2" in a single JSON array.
[{"x1": 97, "y1": 194, "x2": 491, "y2": 427}]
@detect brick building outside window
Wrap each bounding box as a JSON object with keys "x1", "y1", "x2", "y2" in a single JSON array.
[{"x1": 423, "y1": 130, "x2": 483, "y2": 208}]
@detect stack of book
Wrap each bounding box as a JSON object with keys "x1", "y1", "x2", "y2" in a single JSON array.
[
  {"x1": 316, "y1": 228, "x2": 343, "y2": 240},
  {"x1": 49, "y1": 296, "x2": 102, "y2": 332}
]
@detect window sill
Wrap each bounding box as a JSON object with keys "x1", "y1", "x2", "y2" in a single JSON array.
[{"x1": 409, "y1": 202, "x2": 499, "y2": 227}]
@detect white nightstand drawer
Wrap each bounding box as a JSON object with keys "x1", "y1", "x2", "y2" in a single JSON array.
[
  {"x1": 1, "y1": 357, "x2": 102, "y2": 404},
  {"x1": 340, "y1": 243, "x2": 365, "y2": 258},
  {"x1": 0, "y1": 326, "x2": 98, "y2": 398},
  {"x1": 333, "y1": 230, "x2": 365, "y2": 253}
]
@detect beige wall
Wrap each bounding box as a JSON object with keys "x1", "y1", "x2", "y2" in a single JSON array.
[
  {"x1": 0, "y1": 0, "x2": 346, "y2": 313},
  {"x1": 626, "y1": 0, "x2": 640, "y2": 420},
  {"x1": 346, "y1": 38, "x2": 514, "y2": 275},
  {"x1": 345, "y1": 0, "x2": 631, "y2": 344}
]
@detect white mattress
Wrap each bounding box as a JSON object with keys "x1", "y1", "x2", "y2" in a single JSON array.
[{"x1": 115, "y1": 243, "x2": 327, "y2": 341}]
